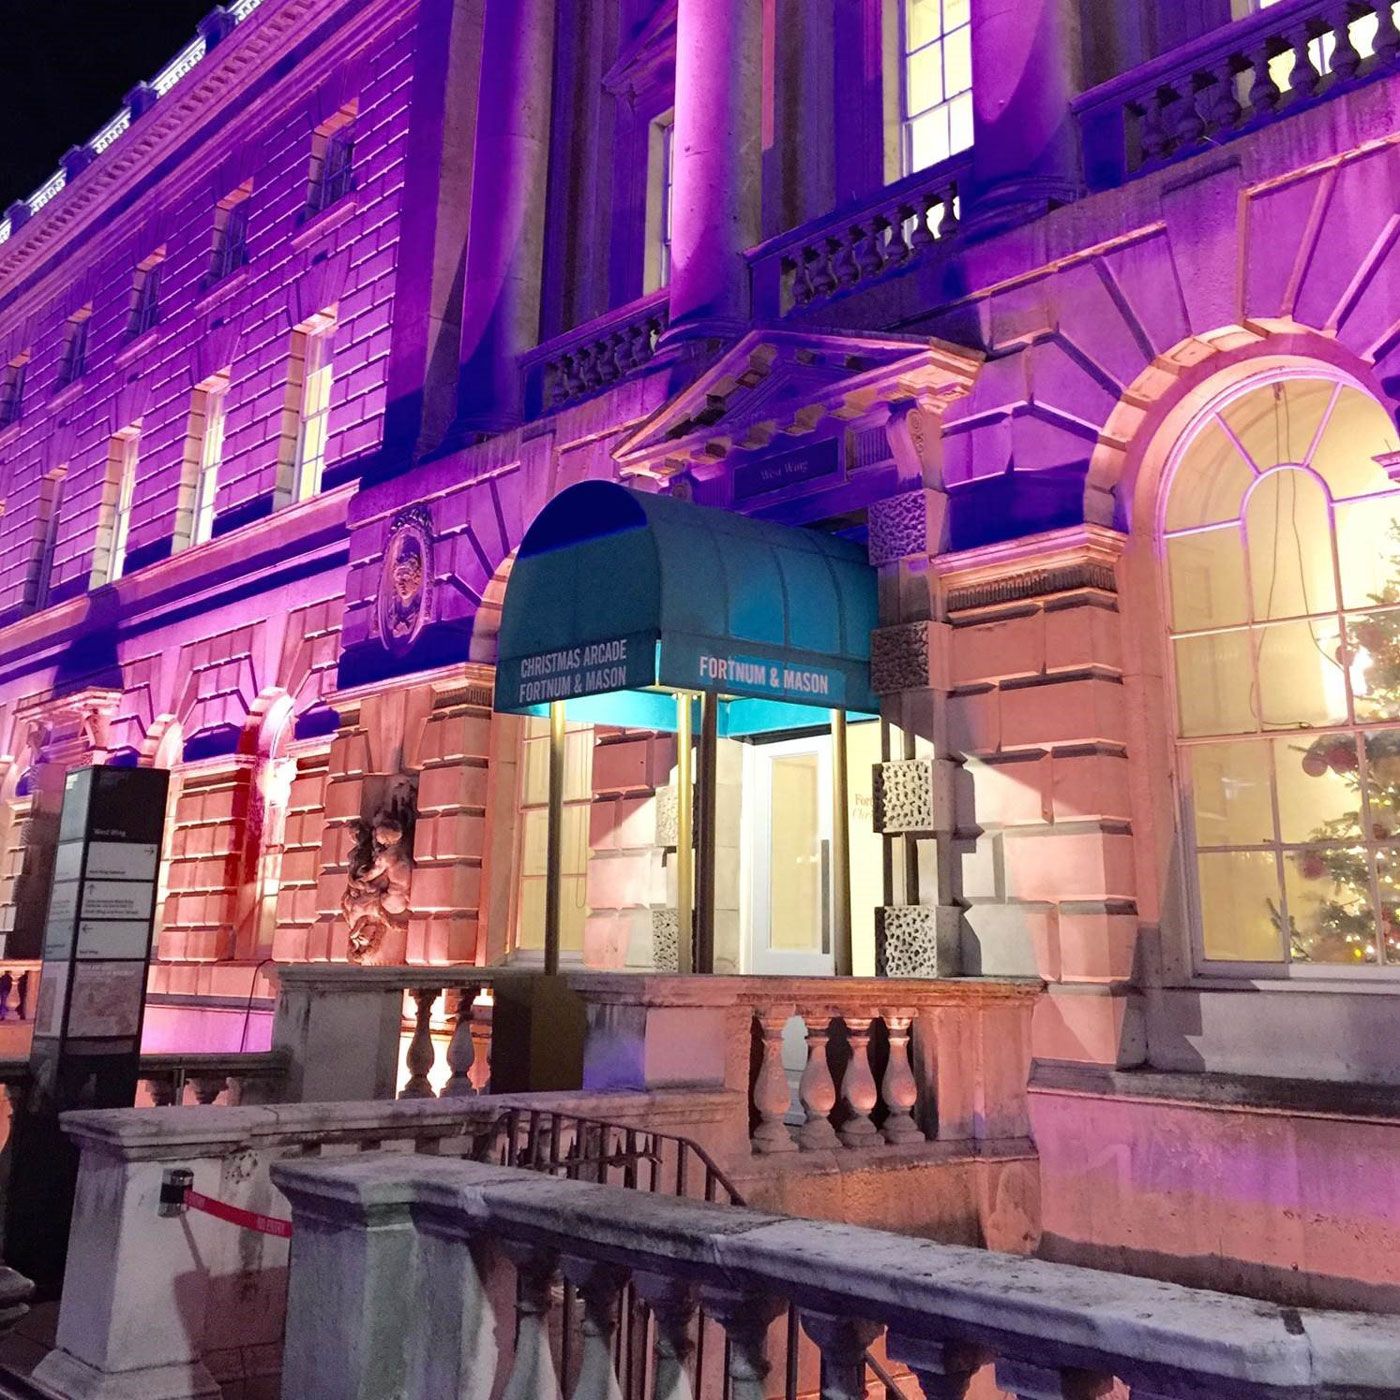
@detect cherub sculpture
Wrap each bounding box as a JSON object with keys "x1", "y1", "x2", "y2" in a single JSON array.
[{"x1": 343, "y1": 799, "x2": 414, "y2": 964}]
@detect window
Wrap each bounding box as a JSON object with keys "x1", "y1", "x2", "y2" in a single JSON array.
[
  {"x1": 27, "y1": 468, "x2": 65, "y2": 610},
  {"x1": 93, "y1": 430, "x2": 139, "y2": 587},
  {"x1": 900, "y1": 0, "x2": 973, "y2": 175},
  {"x1": 128, "y1": 251, "x2": 164, "y2": 339},
  {"x1": 0, "y1": 354, "x2": 28, "y2": 428},
  {"x1": 305, "y1": 105, "x2": 357, "y2": 216},
  {"x1": 55, "y1": 308, "x2": 90, "y2": 391},
  {"x1": 182, "y1": 371, "x2": 230, "y2": 549},
  {"x1": 210, "y1": 184, "x2": 252, "y2": 283},
  {"x1": 1162, "y1": 372, "x2": 1400, "y2": 971},
  {"x1": 645, "y1": 113, "x2": 676, "y2": 293},
  {"x1": 287, "y1": 315, "x2": 335, "y2": 504},
  {"x1": 513, "y1": 718, "x2": 593, "y2": 956}
]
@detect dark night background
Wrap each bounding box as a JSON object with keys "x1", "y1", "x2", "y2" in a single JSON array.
[{"x1": 0, "y1": 3, "x2": 212, "y2": 203}]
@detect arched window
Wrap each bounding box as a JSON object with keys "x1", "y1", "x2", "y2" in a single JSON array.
[{"x1": 1162, "y1": 371, "x2": 1400, "y2": 970}]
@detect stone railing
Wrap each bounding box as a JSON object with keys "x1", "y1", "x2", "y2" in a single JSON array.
[
  {"x1": 137, "y1": 1049, "x2": 289, "y2": 1106},
  {"x1": 28, "y1": 1088, "x2": 741, "y2": 1400},
  {"x1": 275, "y1": 1152, "x2": 1400, "y2": 1400},
  {"x1": 749, "y1": 153, "x2": 969, "y2": 320},
  {"x1": 1077, "y1": 0, "x2": 1400, "y2": 191},
  {"x1": 522, "y1": 290, "x2": 671, "y2": 416},
  {"x1": 0, "y1": 1, "x2": 266, "y2": 245},
  {"x1": 0, "y1": 960, "x2": 38, "y2": 1023}
]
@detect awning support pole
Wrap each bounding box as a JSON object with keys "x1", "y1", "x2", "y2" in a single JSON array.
[
  {"x1": 695, "y1": 691, "x2": 719, "y2": 974},
  {"x1": 831, "y1": 709, "x2": 852, "y2": 977},
  {"x1": 674, "y1": 692, "x2": 695, "y2": 975},
  {"x1": 543, "y1": 699, "x2": 566, "y2": 976}
]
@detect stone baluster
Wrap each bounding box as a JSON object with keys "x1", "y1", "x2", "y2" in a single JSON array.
[
  {"x1": 799, "y1": 1312, "x2": 880, "y2": 1400},
  {"x1": 880, "y1": 1013, "x2": 923, "y2": 1145},
  {"x1": 561, "y1": 351, "x2": 585, "y2": 401},
  {"x1": 612, "y1": 326, "x2": 637, "y2": 376},
  {"x1": 1286, "y1": 26, "x2": 1322, "y2": 98},
  {"x1": 191, "y1": 1076, "x2": 228, "y2": 1106},
  {"x1": 884, "y1": 208, "x2": 912, "y2": 265},
  {"x1": 633, "y1": 1273, "x2": 695, "y2": 1400},
  {"x1": 1209, "y1": 59, "x2": 1242, "y2": 132},
  {"x1": 808, "y1": 243, "x2": 838, "y2": 299},
  {"x1": 886, "y1": 1335, "x2": 987, "y2": 1399},
  {"x1": 854, "y1": 220, "x2": 884, "y2": 279},
  {"x1": 784, "y1": 254, "x2": 812, "y2": 308},
  {"x1": 0, "y1": 973, "x2": 14, "y2": 1022},
  {"x1": 561, "y1": 1259, "x2": 626, "y2": 1400},
  {"x1": 938, "y1": 184, "x2": 960, "y2": 240},
  {"x1": 15, "y1": 971, "x2": 29, "y2": 1020},
  {"x1": 1375, "y1": 1, "x2": 1400, "y2": 64},
  {"x1": 443, "y1": 986, "x2": 482, "y2": 1097},
  {"x1": 1169, "y1": 79, "x2": 1204, "y2": 147},
  {"x1": 400, "y1": 987, "x2": 441, "y2": 1100},
  {"x1": 796, "y1": 1014, "x2": 840, "y2": 1151},
  {"x1": 995, "y1": 1359, "x2": 1115, "y2": 1400},
  {"x1": 1136, "y1": 89, "x2": 1171, "y2": 162},
  {"x1": 751, "y1": 1008, "x2": 797, "y2": 1153},
  {"x1": 1248, "y1": 45, "x2": 1283, "y2": 116},
  {"x1": 469, "y1": 1003, "x2": 493, "y2": 1094},
  {"x1": 1329, "y1": 6, "x2": 1362, "y2": 82},
  {"x1": 144, "y1": 1076, "x2": 178, "y2": 1107},
  {"x1": 831, "y1": 231, "x2": 860, "y2": 287},
  {"x1": 911, "y1": 195, "x2": 937, "y2": 251},
  {"x1": 701, "y1": 1290, "x2": 783, "y2": 1400},
  {"x1": 500, "y1": 1246, "x2": 562, "y2": 1400},
  {"x1": 836, "y1": 1017, "x2": 880, "y2": 1149}
]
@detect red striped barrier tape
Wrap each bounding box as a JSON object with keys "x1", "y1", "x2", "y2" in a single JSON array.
[{"x1": 159, "y1": 1168, "x2": 293, "y2": 1238}]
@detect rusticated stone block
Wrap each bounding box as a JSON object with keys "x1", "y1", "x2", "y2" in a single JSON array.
[
  {"x1": 651, "y1": 909, "x2": 679, "y2": 973},
  {"x1": 654, "y1": 784, "x2": 678, "y2": 848},
  {"x1": 870, "y1": 621, "x2": 952, "y2": 695},
  {"x1": 873, "y1": 758, "x2": 948, "y2": 834},
  {"x1": 867, "y1": 489, "x2": 946, "y2": 566},
  {"x1": 876, "y1": 905, "x2": 960, "y2": 978}
]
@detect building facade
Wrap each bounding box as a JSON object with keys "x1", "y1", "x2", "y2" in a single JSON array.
[{"x1": 2, "y1": 0, "x2": 1400, "y2": 1310}]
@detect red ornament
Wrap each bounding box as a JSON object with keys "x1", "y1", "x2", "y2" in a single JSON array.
[
  {"x1": 1326, "y1": 741, "x2": 1360, "y2": 774},
  {"x1": 1296, "y1": 850, "x2": 1326, "y2": 880},
  {"x1": 1301, "y1": 743, "x2": 1329, "y2": 777},
  {"x1": 1354, "y1": 622, "x2": 1386, "y2": 652}
]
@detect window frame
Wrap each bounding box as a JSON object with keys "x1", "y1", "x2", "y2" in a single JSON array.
[
  {"x1": 1158, "y1": 365, "x2": 1400, "y2": 982},
  {"x1": 186, "y1": 372, "x2": 230, "y2": 549},
  {"x1": 897, "y1": 0, "x2": 974, "y2": 178},
  {"x1": 289, "y1": 316, "x2": 335, "y2": 504}
]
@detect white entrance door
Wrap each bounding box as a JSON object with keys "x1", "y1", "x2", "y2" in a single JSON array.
[{"x1": 748, "y1": 734, "x2": 835, "y2": 976}]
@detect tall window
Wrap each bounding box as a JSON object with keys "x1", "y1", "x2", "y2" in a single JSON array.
[
  {"x1": 93, "y1": 431, "x2": 139, "y2": 587},
  {"x1": 128, "y1": 251, "x2": 164, "y2": 339},
  {"x1": 305, "y1": 105, "x2": 357, "y2": 216},
  {"x1": 648, "y1": 114, "x2": 676, "y2": 293},
  {"x1": 288, "y1": 316, "x2": 335, "y2": 503},
  {"x1": 55, "y1": 308, "x2": 90, "y2": 391},
  {"x1": 183, "y1": 371, "x2": 229, "y2": 549},
  {"x1": 1162, "y1": 372, "x2": 1400, "y2": 971},
  {"x1": 514, "y1": 719, "x2": 592, "y2": 957},
  {"x1": 0, "y1": 354, "x2": 28, "y2": 428},
  {"x1": 901, "y1": 0, "x2": 973, "y2": 175},
  {"x1": 211, "y1": 184, "x2": 252, "y2": 283},
  {"x1": 27, "y1": 468, "x2": 65, "y2": 609}
]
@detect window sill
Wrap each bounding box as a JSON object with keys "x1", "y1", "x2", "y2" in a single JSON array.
[
  {"x1": 48, "y1": 378, "x2": 86, "y2": 413},
  {"x1": 193, "y1": 265, "x2": 251, "y2": 316},
  {"x1": 113, "y1": 327, "x2": 160, "y2": 370},
  {"x1": 291, "y1": 194, "x2": 359, "y2": 252},
  {"x1": 0, "y1": 419, "x2": 20, "y2": 450}
]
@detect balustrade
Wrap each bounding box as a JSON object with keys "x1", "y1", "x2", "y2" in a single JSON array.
[
  {"x1": 136, "y1": 1049, "x2": 288, "y2": 1107},
  {"x1": 1077, "y1": 0, "x2": 1400, "y2": 190},
  {"x1": 274, "y1": 1151, "x2": 1400, "y2": 1400}
]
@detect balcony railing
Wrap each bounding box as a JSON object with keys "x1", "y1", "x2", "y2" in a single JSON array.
[
  {"x1": 275, "y1": 1152, "x2": 1400, "y2": 1399},
  {"x1": 522, "y1": 290, "x2": 671, "y2": 416},
  {"x1": 749, "y1": 153, "x2": 969, "y2": 320},
  {"x1": 1077, "y1": 0, "x2": 1400, "y2": 191}
]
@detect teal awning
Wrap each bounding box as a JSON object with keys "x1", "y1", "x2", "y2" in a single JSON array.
[{"x1": 495, "y1": 481, "x2": 879, "y2": 730}]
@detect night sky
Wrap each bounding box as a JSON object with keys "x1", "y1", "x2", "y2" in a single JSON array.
[{"x1": 1, "y1": 2, "x2": 212, "y2": 204}]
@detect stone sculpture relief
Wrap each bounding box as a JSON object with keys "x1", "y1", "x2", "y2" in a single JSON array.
[{"x1": 343, "y1": 791, "x2": 415, "y2": 965}]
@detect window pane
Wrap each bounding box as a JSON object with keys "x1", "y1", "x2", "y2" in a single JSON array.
[
  {"x1": 521, "y1": 807, "x2": 548, "y2": 877},
  {"x1": 1256, "y1": 618, "x2": 1349, "y2": 730},
  {"x1": 1164, "y1": 419, "x2": 1254, "y2": 530},
  {"x1": 906, "y1": 0, "x2": 941, "y2": 49},
  {"x1": 523, "y1": 737, "x2": 549, "y2": 806},
  {"x1": 1188, "y1": 741, "x2": 1273, "y2": 846},
  {"x1": 1276, "y1": 734, "x2": 1362, "y2": 842},
  {"x1": 907, "y1": 108, "x2": 951, "y2": 172},
  {"x1": 1336, "y1": 497, "x2": 1400, "y2": 609},
  {"x1": 1197, "y1": 850, "x2": 1285, "y2": 961},
  {"x1": 1347, "y1": 613, "x2": 1400, "y2": 721},
  {"x1": 1309, "y1": 385, "x2": 1396, "y2": 499},
  {"x1": 944, "y1": 0, "x2": 969, "y2": 27},
  {"x1": 943, "y1": 24, "x2": 971, "y2": 95},
  {"x1": 948, "y1": 91, "x2": 973, "y2": 153},
  {"x1": 1175, "y1": 630, "x2": 1256, "y2": 737},
  {"x1": 1245, "y1": 468, "x2": 1337, "y2": 621},
  {"x1": 1375, "y1": 845, "x2": 1400, "y2": 961},
  {"x1": 907, "y1": 43, "x2": 943, "y2": 112},
  {"x1": 564, "y1": 729, "x2": 592, "y2": 802},
  {"x1": 1221, "y1": 378, "x2": 1331, "y2": 471},
  {"x1": 1364, "y1": 731, "x2": 1400, "y2": 838},
  {"x1": 517, "y1": 879, "x2": 544, "y2": 950},
  {"x1": 1167, "y1": 527, "x2": 1248, "y2": 631},
  {"x1": 1285, "y1": 846, "x2": 1376, "y2": 964}
]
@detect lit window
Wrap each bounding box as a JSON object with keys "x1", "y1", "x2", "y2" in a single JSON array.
[
  {"x1": 128, "y1": 251, "x2": 164, "y2": 339},
  {"x1": 645, "y1": 112, "x2": 676, "y2": 295},
  {"x1": 55, "y1": 308, "x2": 90, "y2": 391},
  {"x1": 1162, "y1": 373, "x2": 1400, "y2": 970},
  {"x1": 288, "y1": 316, "x2": 335, "y2": 504},
  {"x1": 901, "y1": 0, "x2": 973, "y2": 176},
  {"x1": 93, "y1": 431, "x2": 139, "y2": 587},
  {"x1": 0, "y1": 354, "x2": 28, "y2": 428},
  {"x1": 306, "y1": 107, "x2": 356, "y2": 216},
  {"x1": 514, "y1": 718, "x2": 593, "y2": 957},
  {"x1": 185, "y1": 372, "x2": 230, "y2": 549},
  {"x1": 28, "y1": 468, "x2": 65, "y2": 610},
  {"x1": 211, "y1": 184, "x2": 252, "y2": 283}
]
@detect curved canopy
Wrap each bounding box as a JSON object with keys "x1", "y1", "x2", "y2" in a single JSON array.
[{"x1": 495, "y1": 481, "x2": 878, "y2": 725}]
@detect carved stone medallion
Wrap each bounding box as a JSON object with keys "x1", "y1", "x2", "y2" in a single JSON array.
[{"x1": 377, "y1": 506, "x2": 434, "y2": 659}]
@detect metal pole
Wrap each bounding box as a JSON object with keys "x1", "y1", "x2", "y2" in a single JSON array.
[
  {"x1": 543, "y1": 699, "x2": 566, "y2": 976},
  {"x1": 880, "y1": 717, "x2": 894, "y2": 908},
  {"x1": 831, "y1": 709, "x2": 852, "y2": 977},
  {"x1": 674, "y1": 692, "x2": 695, "y2": 975},
  {"x1": 695, "y1": 691, "x2": 719, "y2": 974}
]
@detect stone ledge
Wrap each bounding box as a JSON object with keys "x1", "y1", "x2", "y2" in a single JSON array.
[
  {"x1": 728, "y1": 1134, "x2": 1037, "y2": 1186},
  {"x1": 1030, "y1": 1061, "x2": 1400, "y2": 1125}
]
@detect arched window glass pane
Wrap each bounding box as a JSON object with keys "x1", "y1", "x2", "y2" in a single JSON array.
[{"x1": 1162, "y1": 373, "x2": 1400, "y2": 969}]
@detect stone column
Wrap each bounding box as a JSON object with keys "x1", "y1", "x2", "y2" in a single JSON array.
[
  {"x1": 456, "y1": 0, "x2": 557, "y2": 432},
  {"x1": 666, "y1": 0, "x2": 763, "y2": 339},
  {"x1": 966, "y1": 0, "x2": 1081, "y2": 232}
]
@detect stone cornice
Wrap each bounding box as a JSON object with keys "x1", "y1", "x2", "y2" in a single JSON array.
[{"x1": 935, "y1": 523, "x2": 1127, "y2": 613}]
